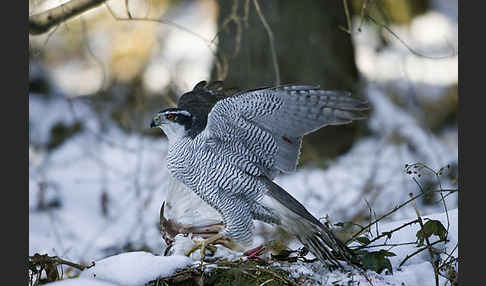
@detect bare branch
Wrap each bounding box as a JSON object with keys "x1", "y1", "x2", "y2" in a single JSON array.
[
  {"x1": 347, "y1": 188, "x2": 435, "y2": 243},
  {"x1": 243, "y1": 0, "x2": 250, "y2": 28},
  {"x1": 409, "y1": 193, "x2": 440, "y2": 286},
  {"x1": 252, "y1": 0, "x2": 280, "y2": 86},
  {"x1": 30, "y1": 22, "x2": 60, "y2": 57},
  {"x1": 339, "y1": 0, "x2": 353, "y2": 34},
  {"x1": 366, "y1": 15, "x2": 456, "y2": 60},
  {"x1": 353, "y1": 219, "x2": 420, "y2": 250},
  {"x1": 29, "y1": 0, "x2": 107, "y2": 35},
  {"x1": 102, "y1": 1, "x2": 226, "y2": 79},
  {"x1": 211, "y1": 0, "x2": 251, "y2": 59},
  {"x1": 80, "y1": 15, "x2": 107, "y2": 93},
  {"x1": 125, "y1": 0, "x2": 133, "y2": 19},
  {"x1": 29, "y1": 253, "x2": 95, "y2": 272},
  {"x1": 358, "y1": 0, "x2": 371, "y2": 32},
  {"x1": 103, "y1": 2, "x2": 216, "y2": 51},
  {"x1": 397, "y1": 239, "x2": 444, "y2": 268},
  {"x1": 406, "y1": 163, "x2": 453, "y2": 234}
]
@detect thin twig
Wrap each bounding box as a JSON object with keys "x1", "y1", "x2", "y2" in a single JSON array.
[
  {"x1": 210, "y1": 0, "x2": 251, "y2": 62},
  {"x1": 259, "y1": 279, "x2": 274, "y2": 286},
  {"x1": 103, "y1": 2, "x2": 216, "y2": 51},
  {"x1": 339, "y1": 0, "x2": 353, "y2": 34},
  {"x1": 356, "y1": 241, "x2": 417, "y2": 249},
  {"x1": 29, "y1": 253, "x2": 95, "y2": 272},
  {"x1": 347, "y1": 188, "x2": 436, "y2": 243},
  {"x1": 433, "y1": 189, "x2": 457, "y2": 205},
  {"x1": 80, "y1": 15, "x2": 107, "y2": 93},
  {"x1": 398, "y1": 239, "x2": 444, "y2": 268},
  {"x1": 436, "y1": 174, "x2": 451, "y2": 234},
  {"x1": 407, "y1": 163, "x2": 452, "y2": 234},
  {"x1": 64, "y1": 97, "x2": 137, "y2": 153},
  {"x1": 409, "y1": 193, "x2": 439, "y2": 286},
  {"x1": 252, "y1": 0, "x2": 280, "y2": 85},
  {"x1": 353, "y1": 219, "x2": 420, "y2": 250},
  {"x1": 366, "y1": 15, "x2": 456, "y2": 60},
  {"x1": 256, "y1": 266, "x2": 297, "y2": 286},
  {"x1": 125, "y1": 0, "x2": 133, "y2": 19},
  {"x1": 358, "y1": 0, "x2": 371, "y2": 32},
  {"x1": 31, "y1": 23, "x2": 60, "y2": 58},
  {"x1": 54, "y1": 257, "x2": 95, "y2": 270},
  {"x1": 102, "y1": 1, "x2": 225, "y2": 80},
  {"x1": 214, "y1": 0, "x2": 244, "y2": 57},
  {"x1": 364, "y1": 198, "x2": 373, "y2": 237},
  {"x1": 243, "y1": 0, "x2": 250, "y2": 28},
  {"x1": 439, "y1": 242, "x2": 458, "y2": 270}
]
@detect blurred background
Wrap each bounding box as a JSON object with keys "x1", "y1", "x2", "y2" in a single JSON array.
[{"x1": 29, "y1": 0, "x2": 458, "y2": 268}]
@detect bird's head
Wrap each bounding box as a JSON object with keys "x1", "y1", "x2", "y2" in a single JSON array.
[{"x1": 151, "y1": 108, "x2": 193, "y2": 143}]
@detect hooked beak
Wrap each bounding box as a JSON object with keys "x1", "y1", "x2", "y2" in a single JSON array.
[{"x1": 151, "y1": 114, "x2": 163, "y2": 128}]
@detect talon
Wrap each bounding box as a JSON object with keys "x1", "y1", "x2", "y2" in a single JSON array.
[{"x1": 185, "y1": 233, "x2": 224, "y2": 261}]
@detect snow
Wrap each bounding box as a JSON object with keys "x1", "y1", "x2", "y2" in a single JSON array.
[
  {"x1": 42, "y1": 252, "x2": 191, "y2": 286},
  {"x1": 79, "y1": 252, "x2": 191, "y2": 286},
  {"x1": 353, "y1": 11, "x2": 458, "y2": 86},
  {"x1": 266, "y1": 209, "x2": 458, "y2": 286},
  {"x1": 29, "y1": 82, "x2": 457, "y2": 285},
  {"x1": 368, "y1": 209, "x2": 458, "y2": 268},
  {"x1": 44, "y1": 278, "x2": 118, "y2": 286},
  {"x1": 387, "y1": 262, "x2": 443, "y2": 286},
  {"x1": 40, "y1": 207, "x2": 458, "y2": 285},
  {"x1": 30, "y1": 3, "x2": 457, "y2": 285},
  {"x1": 29, "y1": 97, "x2": 171, "y2": 262}
]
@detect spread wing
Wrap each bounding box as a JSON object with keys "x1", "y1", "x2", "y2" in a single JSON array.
[{"x1": 201, "y1": 85, "x2": 369, "y2": 178}]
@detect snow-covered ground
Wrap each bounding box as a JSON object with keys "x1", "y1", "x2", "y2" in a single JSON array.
[
  {"x1": 29, "y1": 1, "x2": 458, "y2": 285},
  {"x1": 36, "y1": 208, "x2": 457, "y2": 286},
  {"x1": 29, "y1": 82, "x2": 458, "y2": 285}
]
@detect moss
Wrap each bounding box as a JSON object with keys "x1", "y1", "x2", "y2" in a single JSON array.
[
  {"x1": 151, "y1": 260, "x2": 300, "y2": 286},
  {"x1": 205, "y1": 262, "x2": 289, "y2": 286}
]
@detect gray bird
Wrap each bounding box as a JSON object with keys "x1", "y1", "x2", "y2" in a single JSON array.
[{"x1": 151, "y1": 81, "x2": 369, "y2": 269}]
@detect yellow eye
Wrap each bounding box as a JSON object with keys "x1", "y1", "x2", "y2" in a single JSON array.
[{"x1": 166, "y1": 114, "x2": 175, "y2": 121}]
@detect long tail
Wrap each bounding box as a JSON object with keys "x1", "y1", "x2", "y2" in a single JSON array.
[
  {"x1": 296, "y1": 221, "x2": 359, "y2": 269},
  {"x1": 260, "y1": 177, "x2": 361, "y2": 269}
]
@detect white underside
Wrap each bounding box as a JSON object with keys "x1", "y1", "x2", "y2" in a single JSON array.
[{"x1": 164, "y1": 174, "x2": 222, "y2": 227}]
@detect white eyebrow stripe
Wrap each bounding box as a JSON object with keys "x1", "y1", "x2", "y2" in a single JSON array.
[{"x1": 165, "y1": 110, "x2": 191, "y2": 117}]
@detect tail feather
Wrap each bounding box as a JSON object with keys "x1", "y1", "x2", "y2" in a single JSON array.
[
  {"x1": 260, "y1": 177, "x2": 361, "y2": 269},
  {"x1": 298, "y1": 224, "x2": 360, "y2": 269},
  {"x1": 300, "y1": 233, "x2": 342, "y2": 268}
]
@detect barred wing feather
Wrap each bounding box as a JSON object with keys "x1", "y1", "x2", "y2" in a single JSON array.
[{"x1": 203, "y1": 85, "x2": 369, "y2": 176}]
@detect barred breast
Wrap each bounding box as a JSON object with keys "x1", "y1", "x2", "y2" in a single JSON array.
[{"x1": 167, "y1": 136, "x2": 263, "y2": 208}]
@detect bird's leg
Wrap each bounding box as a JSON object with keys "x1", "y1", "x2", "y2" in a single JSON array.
[
  {"x1": 244, "y1": 245, "x2": 266, "y2": 259},
  {"x1": 244, "y1": 240, "x2": 290, "y2": 259}
]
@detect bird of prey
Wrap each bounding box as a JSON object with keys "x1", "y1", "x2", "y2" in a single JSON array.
[{"x1": 151, "y1": 81, "x2": 369, "y2": 269}]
